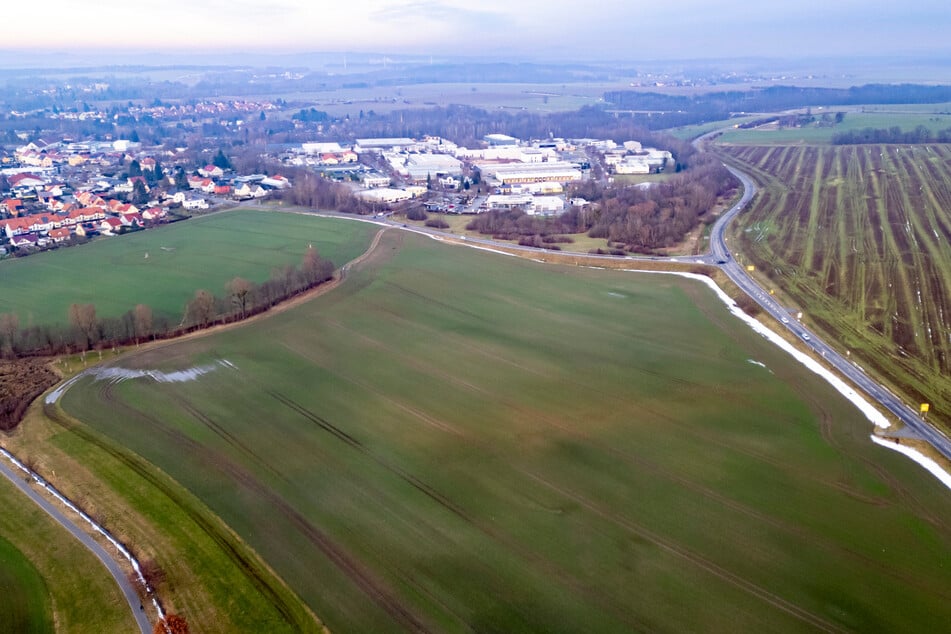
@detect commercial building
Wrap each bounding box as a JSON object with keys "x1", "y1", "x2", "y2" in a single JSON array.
[
  {"x1": 484, "y1": 133, "x2": 519, "y2": 146},
  {"x1": 485, "y1": 161, "x2": 582, "y2": 185}
]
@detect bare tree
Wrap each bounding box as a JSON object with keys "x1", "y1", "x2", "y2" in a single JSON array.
[
  {"x1": 226, "y1": 277, "x2": 253, "y2": 319},
  {"x1": 68, "y1": 303, "x2": 99, "y2": 350},
  {"x1": 301, "y1": 245, "x2": 334, "y2": 285},
  {"x1": 133, "y1": 304, "x2": 153, "y2": 343},
  {"x1": 185, "y1": 290, "x2": 216, "y2": 328},
  {"x1": 0, "y1": 312, "x2": 18, "y2": 358}
]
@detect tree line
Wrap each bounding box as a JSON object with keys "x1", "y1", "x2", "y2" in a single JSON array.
[
  {"x1": 603, "y1": 84, "x2": 951, "y2": 130},
  {"x1": 0, "y1": 246, "x2": 334, "y2": 359},
  {"x1": 831, "y1": 125, "x2": 951, "y2": 144}
]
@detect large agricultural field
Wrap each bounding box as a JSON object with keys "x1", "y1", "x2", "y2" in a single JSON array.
[
  {"x1": 719, "y1": 143, "x2": 951, "y2": 431},
  {"x1": 0, "y1": 209, "x2": 376, "y2": 326},
  {"x1": 52, "y1": 229, "x2": 951, "y2": 632}
]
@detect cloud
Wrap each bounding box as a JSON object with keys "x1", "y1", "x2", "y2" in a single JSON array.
[{"x1": 372, "y1": 1, "x2": 502, "y2": 30}]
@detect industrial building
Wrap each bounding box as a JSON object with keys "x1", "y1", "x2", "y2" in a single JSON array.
[{"x1": 485, "y1": 161, "x2": 582, "y2": 185}]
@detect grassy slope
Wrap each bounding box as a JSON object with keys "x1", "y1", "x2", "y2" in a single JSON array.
[
  {"x1": 58, "y1": 230, "x2": 951, "y2": 633},
  {"x1": 720, "y1": 143, "x2": 951, "y2": 430},
  {"x1": 0, "y1": 209, "x2": 375, "y2": 325},
  {"x1": 0, "y1": 467, "x2": 135, "y2": 633}
]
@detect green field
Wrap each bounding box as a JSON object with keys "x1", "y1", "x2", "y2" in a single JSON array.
[
  {"x1": 0, "y1": 209, "x2": 376, "y2": 326},
  {"x1": 715, "y1": 112, "x2": 951, "y2": 145},
  {"x1": 0, "y1": 533, "x2": 51, "y2": 633},
  {"x1": 664, "y1": 115, "x2": 761, "y2": 140},
  {"x1": 58, "y1": 229, "x2": 951, "y2": 632},
  {"x1": 720, "y1": 143, "x2": 951, "y2": 431},
  {"x1": 0, "y1": 469, "x2": 135, "y2": 633}
]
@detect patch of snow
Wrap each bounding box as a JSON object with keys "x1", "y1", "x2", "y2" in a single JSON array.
[
  {"x1": 870, "y1": 435, "x2": 951, "y2": 491},
  {"x1": 90, "y1": 364, "x2": 220, "y2": 384},
  {"x1": 746, "y1": 359, "x2": 770, "y2": 371},
  {"x1": 45, "y1": 374, "x2": 83, "y2": 404},
  {"x1": 47, "y1": 360, "x2": 235, "y2": 405}
]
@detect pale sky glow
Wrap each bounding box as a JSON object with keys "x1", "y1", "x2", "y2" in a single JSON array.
[{"x1": 5, "y1": 0, "x2": 949, "y2": 60}]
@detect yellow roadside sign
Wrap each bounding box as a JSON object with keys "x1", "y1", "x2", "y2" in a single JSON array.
[
  {"x1": 920, "y1": 403, "x2": 930, "y2": 413},
  {"x1": 746, "y1": 265, "x2": 755, "y2": 272}
]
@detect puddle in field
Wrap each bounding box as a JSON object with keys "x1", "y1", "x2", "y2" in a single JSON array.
[
  {"x1": 47, "y1": 360, "x2": 237, "y2": 404},
  {"x1": 90, "y1": 359, "x2": 237, "y2": 384}
]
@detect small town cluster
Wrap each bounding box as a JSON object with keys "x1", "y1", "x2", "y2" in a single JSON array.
[
  {"x1": 0, "y1": 129, "x2": 671, "y2": 256},
  {"x1": 0, "y1": 138, "x2": 291, "y2": 255}
]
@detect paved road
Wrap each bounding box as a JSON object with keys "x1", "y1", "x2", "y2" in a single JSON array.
[
  {"x1": 707, "y1": 164, "x2": 951, "y2": 462},
  {"x1": 0, "y1": 453, "x2": 152, "y2": 634}
]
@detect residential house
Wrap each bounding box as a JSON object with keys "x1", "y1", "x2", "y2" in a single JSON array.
[
  {"x1": 121, "y1": 212, "x2": 143, "y2": 227},
  {"x1": 199, "y1": 164, "x2": 224, "y2": 178},
  {"x1": 234, "y1": 183, "x2": 267, "y2": 200},
  {"x1": 48, "y1": 227, "x2": 71, "y2": 243},
  {"x1": 2, "y1": 199, "x2": 23, "y2": 216},
  {"x1": 100, "y1": 217, "x2": 124, "y2": 234},
  {"x1": 8, "y1": 173, "x2": 45, "y2": 189},
  {"x1": 182, "y1": 197, "x2": 209, "y2": 210},
  {"x1": 9, "y1": 234, "x2": 38, "y2": 249},
  {"x1": 142, "y1": 207, "x2": 167, "y2": 221},
  {"x1": 261, "y1": 174, "x2": 290, "y2": 189}
]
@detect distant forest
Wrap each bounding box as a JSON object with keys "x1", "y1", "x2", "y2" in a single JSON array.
[
  {"x1": 603, "y1": 84, "x2": 951, "y2": 129},
  {"x1": 832, "y1": 126, "x2": 951, "y2": 144}
]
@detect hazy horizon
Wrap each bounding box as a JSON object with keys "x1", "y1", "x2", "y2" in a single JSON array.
[{"x1": 3, "y1": 1, "x2": 949, "y2": 64}]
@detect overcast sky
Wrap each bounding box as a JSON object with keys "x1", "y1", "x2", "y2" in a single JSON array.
[{"x1": 5, "y1": 0, "x2": 949, "y2": 61}]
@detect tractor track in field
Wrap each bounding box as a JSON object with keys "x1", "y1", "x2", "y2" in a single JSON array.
[
  {"x1": 176, "y1": 396, "x2": 290, "y2": 485},
  {"x1": 98, "y1": 380, "x2": 428, "y2": 632},
  {"x1": 72, "y1": 382, "x2": 315, "y2": 630},
  {"x1": 270, "y1": 358, "x2": 925, "y2": 620},
  {"x1": 264, "y1": 389, "x2": 657, "y2": 629},
  {"x1": 520, "y1": 469, "x2": 849, "y2": 633}
]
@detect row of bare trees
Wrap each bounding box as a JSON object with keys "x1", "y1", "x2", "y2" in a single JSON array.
[{"x1": 0, "y1": 247, "x2": 334, "y2": 358}]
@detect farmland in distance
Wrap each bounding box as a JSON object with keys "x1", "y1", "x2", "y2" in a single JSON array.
[
  {"x1": 720, "y1": 144, "x2": 951, "y2": 431},
  {"x1": 59, "y1": 230, "x2": 951, "y2": 633}
]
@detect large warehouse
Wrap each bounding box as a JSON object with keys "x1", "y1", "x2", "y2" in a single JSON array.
[{"x1": 485, "y1": 161, "x2": 582, "y2": 185}]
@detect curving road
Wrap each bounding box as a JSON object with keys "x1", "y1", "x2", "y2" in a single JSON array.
[
  {"x1": 707, "y1": 163, "x2": 951, "y2": 462},
  {"x1": 0, "y1": 451, "x2": 152, "y2": 633}
]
